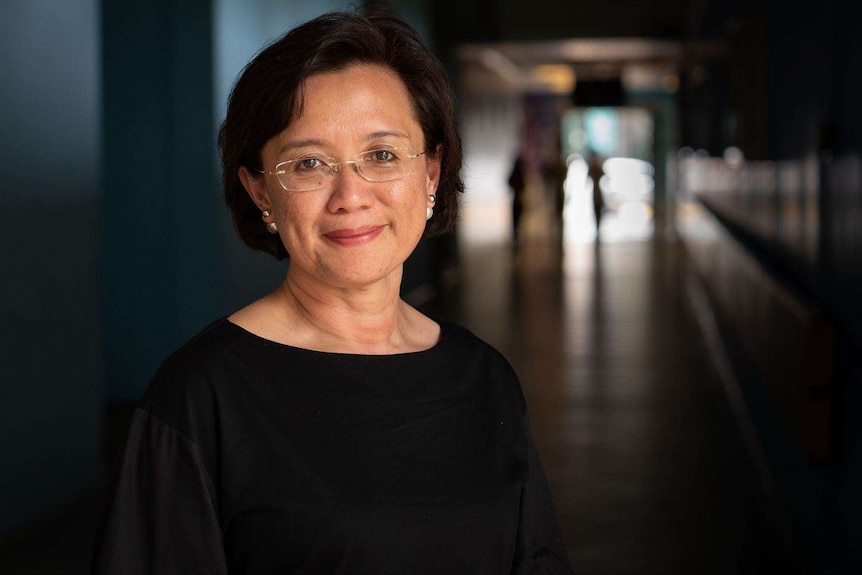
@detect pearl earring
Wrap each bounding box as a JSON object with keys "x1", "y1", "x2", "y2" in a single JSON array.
[
  {"x1": 426, "y1": 194, "x2": 436, "y2": 221},
  {"x1": 262, "y1": 210, "x2": 278, "y2": 234}
]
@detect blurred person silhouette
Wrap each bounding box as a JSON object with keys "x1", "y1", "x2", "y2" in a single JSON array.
[
  {"x1": 91, "y1": 9, "x2": 572, "y2": 574},
  {"x1": 587, "y1": 151, "x2": 605, "y2": 237},
  {"x1": 543, "y1": 142, "x2": 568, "y2": 251},
  {"x1": 508, "y1": 151, "x2": 527, "y2": 250}
]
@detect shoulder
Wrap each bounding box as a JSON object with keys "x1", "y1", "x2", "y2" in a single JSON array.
[
  {"x1": 441, "y1": 322, "x2": 517, "y2": 371},
  {"x1": 438, "y1": 321, "x2": 526, "y2": 406},
  {"x1": 138, "y1": 318, "x2": 250, "y2": 432}
]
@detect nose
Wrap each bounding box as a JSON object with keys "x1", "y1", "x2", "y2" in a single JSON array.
[{"x1": 326, "y1": 161, "x2": 374, "y2": 213}]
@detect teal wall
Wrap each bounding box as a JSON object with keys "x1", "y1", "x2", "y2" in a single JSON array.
[
  {"x1": 0, "y1": 0, "x2": 103, "y2": 535},
  {"x1": 102, "y1": 0, "x2": 221, "y2": 402}
]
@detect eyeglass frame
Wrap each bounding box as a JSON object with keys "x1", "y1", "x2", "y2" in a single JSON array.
[{"x1": 257, "y1": 146, "x2": 427, "y2": 192}]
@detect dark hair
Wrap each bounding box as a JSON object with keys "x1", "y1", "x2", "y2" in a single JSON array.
[{"x1": 218, "y1": 9, "x2": 463, "y2": 260}]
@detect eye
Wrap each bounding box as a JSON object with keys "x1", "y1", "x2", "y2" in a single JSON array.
[
  {"x1": 368, "y1": 149, "x2": 399, "y2": 163},
  {"x1": 295, "y1": 157, "x2": 324, "y2": 171}
]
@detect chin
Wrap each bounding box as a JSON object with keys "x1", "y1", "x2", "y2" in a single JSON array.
[{"x1": 323, "y1": 263, "x2": 398, "y2": 288}]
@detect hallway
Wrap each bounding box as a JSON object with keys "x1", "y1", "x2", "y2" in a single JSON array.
[{"x1": 429, "y1": 235, "x2": 805, "y2": 573}]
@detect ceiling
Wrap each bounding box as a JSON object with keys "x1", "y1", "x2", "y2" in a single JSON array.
[{"x1": 458, "y1": 37, "x2": 726, "y2": 95}]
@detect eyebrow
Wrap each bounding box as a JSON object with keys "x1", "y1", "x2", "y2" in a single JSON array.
[
  {"x1": 277, "y1": 139, "x2": 325, "y2": 156},
  {"x1": 276, "y1": 131, "x2": 411, "y2": 156},
  {"x1": 364, "y1": 130, "x2": 410, "y2": 141}
]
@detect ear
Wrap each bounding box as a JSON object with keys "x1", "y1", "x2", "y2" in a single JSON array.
[
  {"x1": 238, "y1": 166, "x2": 272, "y2": 211},
  {"x1": 425, "y1": 144, "x2": 442, "y2": 197}
]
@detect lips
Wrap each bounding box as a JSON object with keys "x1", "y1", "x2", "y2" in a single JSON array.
[{"x1": 323, "y1": 225, "x2": 385, "y2": 245}]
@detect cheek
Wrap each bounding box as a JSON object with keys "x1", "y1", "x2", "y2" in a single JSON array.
[
  {"x1": 278, "y1": 195, "x2": 320, "y2": 225},
  {"x1": 273, "y1": 199, "x2": 317, "y2": 248},
  {"x1": 393, "y1": 176, "x2": 429, "y2": 210}
]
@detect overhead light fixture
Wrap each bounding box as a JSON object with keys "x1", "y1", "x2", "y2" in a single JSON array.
[{"x1": 532, "y1": 65, "x2": 576, "y2": 93}]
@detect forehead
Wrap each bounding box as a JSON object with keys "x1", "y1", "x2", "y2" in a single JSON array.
[{"x1": 288, "y1": 64, "x2": 421, "y2": 136}]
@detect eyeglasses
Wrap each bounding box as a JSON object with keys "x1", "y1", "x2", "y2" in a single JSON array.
[{"x1": 258, "y1": 146, "x2": 426, "y2": 192}]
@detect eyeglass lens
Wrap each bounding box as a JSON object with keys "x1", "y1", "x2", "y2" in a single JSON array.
[{"x1": 276, "y1": 149, "x2": 417, "y2": 191}]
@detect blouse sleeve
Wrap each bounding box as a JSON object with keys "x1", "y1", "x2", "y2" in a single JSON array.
[
  {"x1": 91, "y1": 409, "x2": 229, "y2": 575},
  {"x1": 512, "y1": 427, "x2": 574, "y2": 575}
]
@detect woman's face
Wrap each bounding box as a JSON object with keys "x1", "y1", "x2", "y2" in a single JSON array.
[{"x1": 242, "y1": 64, "x2": 440, "y2": 291}]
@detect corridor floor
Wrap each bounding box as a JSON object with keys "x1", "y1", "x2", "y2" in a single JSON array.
[{"x1": 428, "y1": 236, "x2": 805, "y2": 574}]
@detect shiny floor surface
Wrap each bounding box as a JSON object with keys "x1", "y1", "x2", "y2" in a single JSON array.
[
  {"x1": 0, "y1": 237, "x2": 803, "y2": 574},
  {"x1": 431, "y1": 237, "x2": 803, "y2": 574}
]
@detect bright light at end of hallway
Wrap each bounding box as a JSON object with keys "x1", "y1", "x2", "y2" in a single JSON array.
[{"x1": 563, "y1": 156, "x2": 655, "y2": 244}]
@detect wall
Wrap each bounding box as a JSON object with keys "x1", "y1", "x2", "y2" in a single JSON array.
[
  {"x1": 101, "y1": 0, "x2": 221, "y2": 402},
  {"x1": 675, "y1": 1, "x2": 862, "y2": 571},
  {"x1": 0, "y1": 0, "x2": 103, "y2": 535}
]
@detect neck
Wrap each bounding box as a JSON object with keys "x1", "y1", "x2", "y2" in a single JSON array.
[{"x1": 278, "y1": 266, "x2": 410, "y2": 353}]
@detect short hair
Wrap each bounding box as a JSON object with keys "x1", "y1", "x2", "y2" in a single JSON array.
[{"x1": 218, "y1": 9, "x2": 463, "y2": 260}]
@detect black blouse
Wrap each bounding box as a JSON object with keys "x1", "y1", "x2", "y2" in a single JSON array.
[{"x1": 92, "y1": 319, "x2": 571, "y2": 574}]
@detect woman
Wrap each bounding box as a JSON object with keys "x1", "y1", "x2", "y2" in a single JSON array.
[{"x1": 92, "y1": 10, "x2": 571, "y2": 574}]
